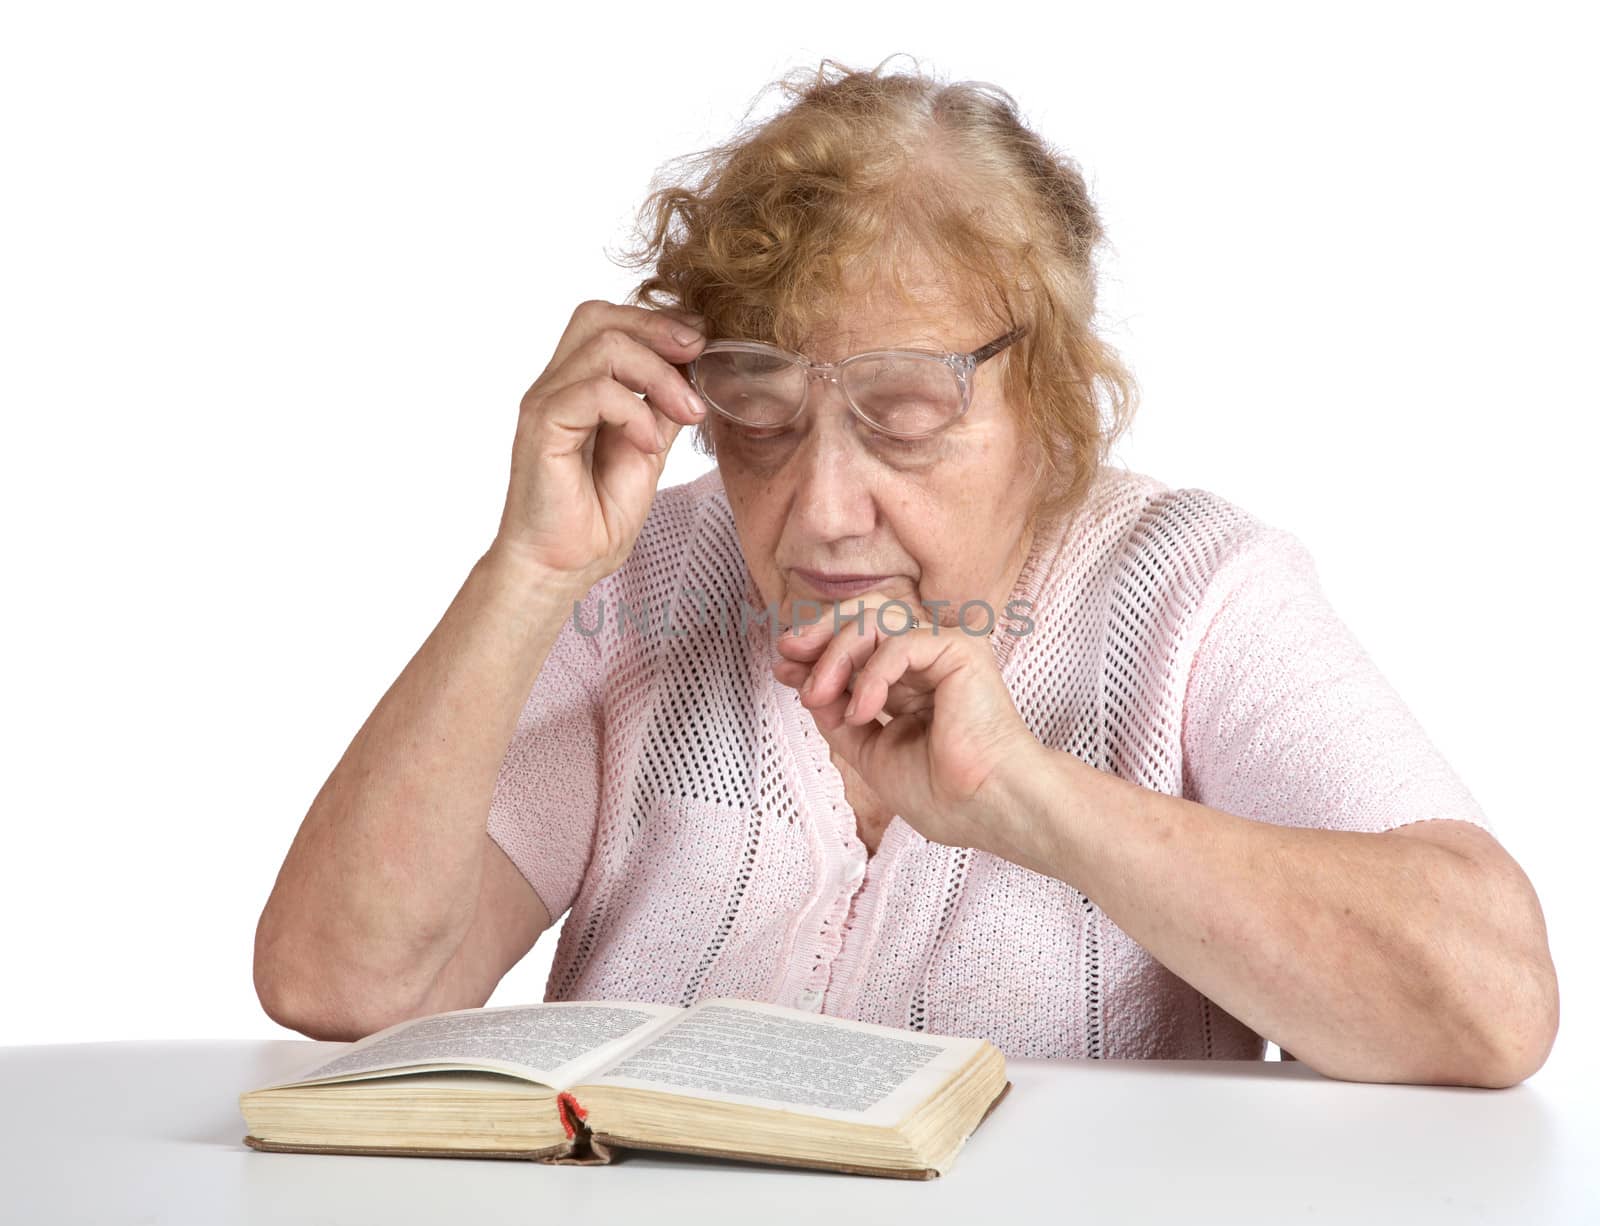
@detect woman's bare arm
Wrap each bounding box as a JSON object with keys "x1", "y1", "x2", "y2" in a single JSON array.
[
  {"x1": 251, "y1": 300, "x2": 709, "y2": 1041},
  {"x1": 415, "y1": 832, "x2": 556, "y2": 1020},
  {"x1": 985, "y1": 746, "x2": 1558, "y2": 1087},
  {"x1": 252, "y1": 549, "x2": 581, "y2": 1040}
]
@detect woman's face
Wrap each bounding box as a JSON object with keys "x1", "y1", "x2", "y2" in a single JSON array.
[{"x1": 711, "y1": 266, "x2": 1040, "y2": 633}]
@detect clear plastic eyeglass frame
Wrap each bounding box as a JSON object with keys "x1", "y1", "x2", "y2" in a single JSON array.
[{"x1": 687, "y1": 325, "x2": 1028, "y2": 440}]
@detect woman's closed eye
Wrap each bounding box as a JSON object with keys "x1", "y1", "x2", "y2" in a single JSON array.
[
  {"x1": 743, "y1": 424, "x2": 928, "y2": 448},
  {"x1": 866, "y1": 431, "x2": 945, "y2": 464},
  {"x1": 721, "y1": 422, "x2": 942, "y2": 469}
]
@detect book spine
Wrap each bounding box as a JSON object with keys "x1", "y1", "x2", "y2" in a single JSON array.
[{"x1": 544, "y1": 1091, "x2": 615, "y2": 1165}]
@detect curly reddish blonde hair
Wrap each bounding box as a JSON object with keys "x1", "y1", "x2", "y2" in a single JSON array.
[{"x1": 613, "y1": 54, "x2": 1138, "y2": 531}]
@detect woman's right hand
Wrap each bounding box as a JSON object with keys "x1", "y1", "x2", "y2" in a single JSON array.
[{"x1": 489, "y1": 299, "x2": 708, "y2": 586}]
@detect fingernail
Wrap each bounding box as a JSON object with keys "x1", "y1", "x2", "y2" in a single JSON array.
[
  {"x1": 673, "y1": 327, "x2": 702, "y2": 346},
  {"x1": 844, "y1": 694, "x2": 858, "y2": 719},
  {"x1": 685, "y1": 391, "x2": 705, "y2": 417}
]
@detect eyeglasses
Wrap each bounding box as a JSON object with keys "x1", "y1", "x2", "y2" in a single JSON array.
[{"x1": 687, "y1": 326, "x2": 1027, "y2": 441}]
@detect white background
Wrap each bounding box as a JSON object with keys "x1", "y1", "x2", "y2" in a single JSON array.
[{"x1": 3, "y1": 0, "x2": 1594, "y2": 1097}]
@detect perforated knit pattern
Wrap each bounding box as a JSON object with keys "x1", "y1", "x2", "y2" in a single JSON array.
[{"x1": 487, "y1": 465, "x2": 1493, "y2": 1060}]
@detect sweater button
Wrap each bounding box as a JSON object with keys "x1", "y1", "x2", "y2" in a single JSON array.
[{"x1": 796, "y1": 988, "x2": 823, "y2": 1011}]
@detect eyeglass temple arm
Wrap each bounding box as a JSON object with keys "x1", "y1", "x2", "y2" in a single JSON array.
[{"x1": 970, "y1": 326, "x2": 1028, "y2": 366}]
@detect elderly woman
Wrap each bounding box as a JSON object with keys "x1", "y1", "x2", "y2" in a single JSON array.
[{"x1": 253, "y1": 60, "x2": 1558, "y2": 1087}]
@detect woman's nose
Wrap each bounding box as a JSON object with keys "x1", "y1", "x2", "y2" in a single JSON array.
[{"x1": 785, "y1": 381, "x2": 878, "y2": 537}]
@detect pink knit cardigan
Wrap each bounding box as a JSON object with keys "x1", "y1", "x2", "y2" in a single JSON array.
[{"x1": 487, "y1": 464, "x2": 1493, "y2": 1060}]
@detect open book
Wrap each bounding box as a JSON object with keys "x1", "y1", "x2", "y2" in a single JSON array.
[{"x1": 240, "y1": 996, "x2": 1010, "y2": 1179}]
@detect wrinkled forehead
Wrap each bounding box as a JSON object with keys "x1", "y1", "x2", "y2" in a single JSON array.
[{"x1": 786, "y1": 258, "x2": 997, "y2": 361}]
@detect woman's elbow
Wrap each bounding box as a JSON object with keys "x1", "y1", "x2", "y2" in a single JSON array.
[
  {"x1": 1440, "y1": 833, "x2": 1561, "y2": 1088},
  {"x1": 1446, "y1": 884, "x2": 1560, "y2": 1089},
  {"x1": 253, "y1": 925, "x2": 411, "y2": 1042},
  {"x1": 254, "y1": 947, "x2": 360, "y2": 1041},
  {"x1": 1475, "y1": 952, "x2": 1560, "y2": 1088}
]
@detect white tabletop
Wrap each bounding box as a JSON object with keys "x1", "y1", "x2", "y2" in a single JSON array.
[{"x1": 1, "y1": 1039, "x2": 1595, "y2": 1224}]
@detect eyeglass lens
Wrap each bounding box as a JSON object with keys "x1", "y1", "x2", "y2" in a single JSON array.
[{"x1": 693, "y1": 350, "x2": 962, "y2": 437}]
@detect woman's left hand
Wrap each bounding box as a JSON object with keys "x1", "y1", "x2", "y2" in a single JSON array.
[{"x1": 772, "y1": 590, "x2": 1041, "y2": 853}]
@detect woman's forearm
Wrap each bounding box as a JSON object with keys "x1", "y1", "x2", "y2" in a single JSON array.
[
  {"x1": 253, "y1": 546, "x2": 585, "y2": 1035},
  {"x1": 984, "y1": 743, "x2": 1557, "y2": 1087}
]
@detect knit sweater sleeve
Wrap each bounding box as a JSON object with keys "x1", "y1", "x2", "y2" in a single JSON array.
[
  {"x1": 1179, "y1": 525, "x2": 1494, "y2": 836},
  {"x1": 484, "y1": 577, "x2": 609, "y2": 922}
]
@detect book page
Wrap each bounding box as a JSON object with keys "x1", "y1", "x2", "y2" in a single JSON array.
[
  {"x1": 255, "y1": 1000, "x2": 683, "y2": 1091},
  {"x1": 580, "y1": 998, "x2": 985, "y2": 1128}
]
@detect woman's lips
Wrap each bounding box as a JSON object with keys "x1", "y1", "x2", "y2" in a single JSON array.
[{"x1": 790, "y1": 568, "x2": 894, "y2": 599}]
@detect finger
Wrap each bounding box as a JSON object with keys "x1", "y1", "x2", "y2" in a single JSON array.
[
  {"x1": 844, "y1": 632, "x2": 960, "y2": 724},
  {"x1": 820, "y1": 609, "x2": 976, "y2": 726},
  {"x1": 771, "y1": 656, "x2": 810, "y2": 691},
  {"x1": 537, "y1": 374, "x2": 671, "y2": 458},
  {"x1": 796, "y1": 610, "x2": 884, "y2": 709},
  {"x1": 810, "y1": 686, "x2": 924, "y2": 780},
  {"x1": 654, "y1": 303, "x2": 707, "y2": 327},
  {"x1": 773, "y1": 624, "x2": 831, "y2": 661},
  {"x1": 794, "y1": 596, "x2": 924, "y2": 709},
  {"x1": 777, "y1": 592, "x2": 923, "y2": 661},
  {"x1": 775, "y1": 651, "x2": 927, "y2": 718},
  {"x1": 881, "y1": 676, "x2": 938, "y2": 720},
  {"x1": 545, "y1": 327, "x2": 708, "y2": 435},
  {"x1": 546, "y1": 299, "x2": 707, "y2": 374}
]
